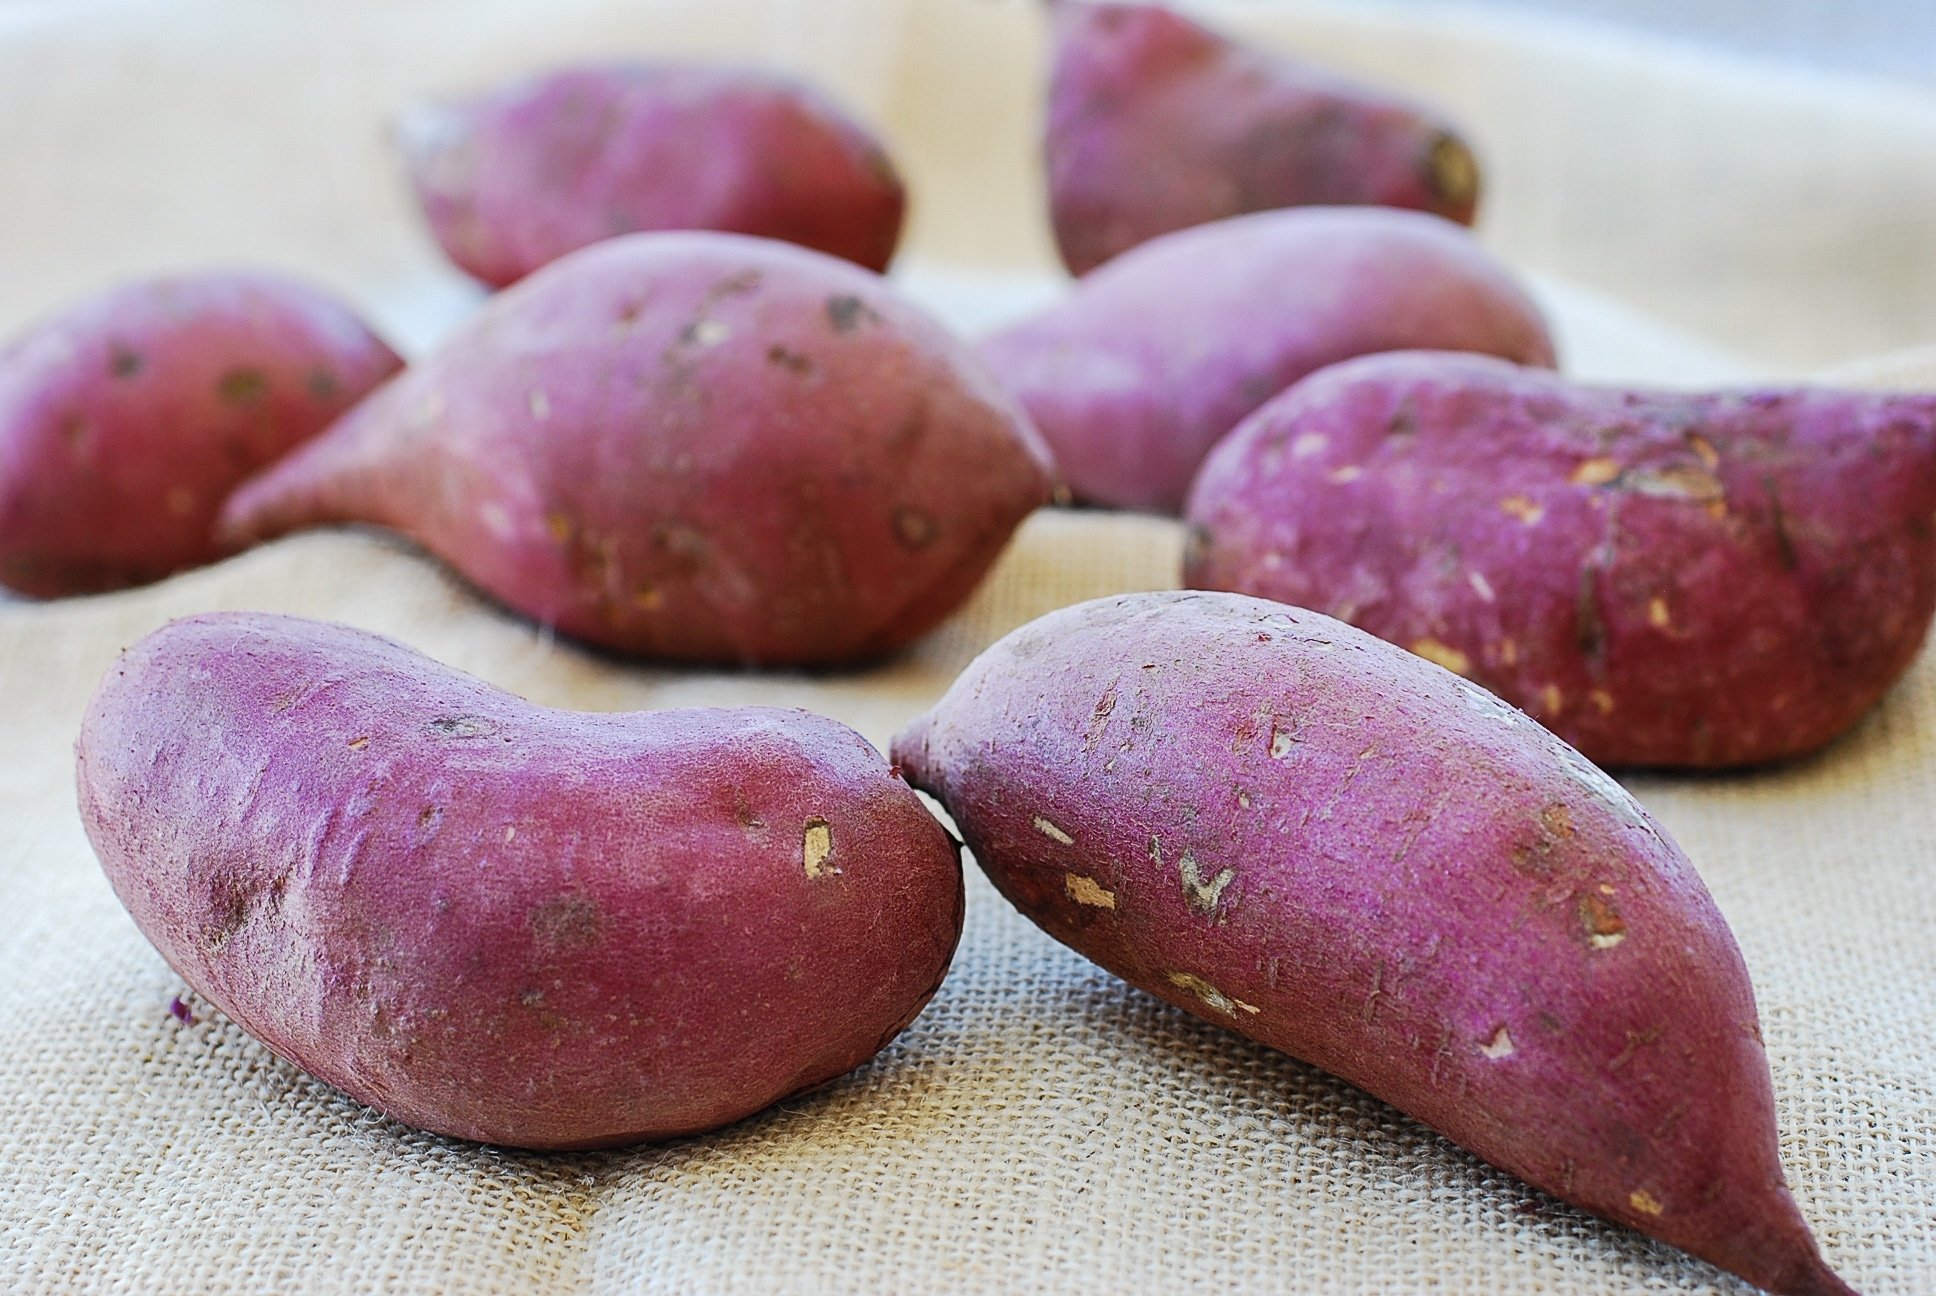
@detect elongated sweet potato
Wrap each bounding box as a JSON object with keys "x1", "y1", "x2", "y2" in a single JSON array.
[
  {"x1": 0, "y1": 272, "x2": 401, "y2": 596},
  {"x1": 77, "y1": 611, "x2": 963, "y2": 1150},
  {"x1": 1185, "y1": 351, "x2": 1936, "y2": 767},
  {"x1": 1046, "y1": 0, "x2": 1481, "y2": 276},
  {"x1": 980, "y1": 207, "x2": 1553, "y2": 514},
  {"x1": 894, "y1": 591, "x2": 1857, "y2": 1296},
  {"x1": 220, "y1": 232, "x2": 1053, "y2": 666},
  {"x1": 401, "y1": 63, "x2": 906, "y2": 288}
]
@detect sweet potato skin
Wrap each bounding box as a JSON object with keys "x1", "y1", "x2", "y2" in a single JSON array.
[
  {"x1": 76, "y1": 612, "x2": 964, "y2": 1150},
  {"x1": 0, "y1": 273, "x2": 401, "y2": 597},
  {"x1": 219, "y1": 232, "x2": 1053, "y2": 666},
  {"x1": 1047, "y1": 1, "x2": 1480, "y2": 277},
  {"x1": 1185, "y1": 351, "x2": 1936, "y2": 767},
  {"x1": 892, "y1": 591, "x2": 1854, "y2": 1296},
  {"x1": 979, "y1": 207, "x2": 1554, "y2": 515},
  {"x1": 402, "y1": 63, "x2": 906, "y2": 288}
]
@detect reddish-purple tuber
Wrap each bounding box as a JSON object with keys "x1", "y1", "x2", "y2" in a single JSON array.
[
  {"x1": 894, "y1": 591, "x2": 1859, "y2": 1296},
  {"x1": 78, "y1": 612, "x2": 964, "y2": 1149},
  {"x1": 1046, "y1": 0, "x2": 1482, "y2": 276},
  {"x1": 220, "y1": 232, "x2": 1053, "y2": 666},
  {"x1": 0, "y1": 272, "x2": 400, "y2": 596},
  {"x1": 401, "y1": 63, "x2": 906, "y2": 288},
  {"x1": 1185, "y1": 351, "x2": 1936, "y2": 767},
  {"x1": 980, "y1": 207, "x2": 1553, "y2": 515}
]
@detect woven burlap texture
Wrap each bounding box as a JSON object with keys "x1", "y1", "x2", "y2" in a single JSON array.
[{"x1": 2, "y1": 1, "x2": 1933, "y2": 1293}]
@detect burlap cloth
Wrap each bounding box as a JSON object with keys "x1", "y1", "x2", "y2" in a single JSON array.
[{"x1": 2, "y1": 2, "x2": 1933, "y2": 1292}]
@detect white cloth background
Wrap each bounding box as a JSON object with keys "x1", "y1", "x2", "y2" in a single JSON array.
[
  {"x1": 1, "y1": 2, "x2": 1933, "y2": 1293},
  {"x1": 1384, "y1": 0, "x2": 1936, "y2": 89}
]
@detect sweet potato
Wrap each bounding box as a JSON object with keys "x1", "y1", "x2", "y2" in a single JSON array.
[
  {"x1": 979, "y1": 207, "x2": 1553, "y2": 514},
  {"x1": 1046, "y1": 0, "x2": 1481, "y2": 276},
  {"x1": 1184, "y1": 351, "x2": 1936, "y2": 767},
  {"x1": 0, "y1": 272, "x2": 401, "y2": 597},
  {"x1": 76, "y1": 611, "x2": 963, "y2": 1150},
  {"x1": 400, "y1": 63, "x2": 906, "y2": 288},
  {"x1": 892, "y1": 591, "x2": 1856, "y2": 1296},
  {"x1": 220, "y1": 231, "x2": 1053, "y2": 666}
]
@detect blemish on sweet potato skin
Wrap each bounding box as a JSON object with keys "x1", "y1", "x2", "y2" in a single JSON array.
[
  {"x1": 1579, "y1": 892, "x2": 1628, "y2": 949},
  {"x1": 1629, "y1": 1188, "x2": 1666, "y2": 1217},
  {"x1": 766, "y1": 344, "x2": 814, "y2": 376},
  {"x1": 1065, "y1": 874, "x2": 1117, "y2": 909},
  {"x1": 1570, "y1": 456, "x2": 1620, "y2": 487},
  {"x1": 1185, "y1": 349, "x2": 1936, "y2": 767},
  {"x1": 1166, "y1": 970, "x2": 1260, "y2": 1017},
  {"x1": 825, "y1": 294, "x2": 880, "y2": 333},
  {"x1": 892, "y1": 506, "x2": 938, "y2": 549},
  {"x1": 893, "y1": 591, "x2": 1851, "y2": 1296},
  {"x1": 1499, "y1": 494, "x2": 1544, "y2": 525},
  {"x1": 77, "y1": 612, "x2": 964, "y2": 1151},
  {"x1": 217, "y1": 367, "x2": 270, "y2": 404},
  {"x1": 1034, "y1": 816, "x2": 1075, "y2": 845},
  {"x1": 1177, "y1": 850, "x2": 1235, "y2": 917},
  {"x1": 801, "y1": 818, "x2": 835, "y2": 878},
  {"x1": 528, "y1": 893, "x2": 603, "y2": 950}
]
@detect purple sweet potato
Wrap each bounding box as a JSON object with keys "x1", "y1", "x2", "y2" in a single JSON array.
[
  {"x1": 0, "y1": 273, "x2": 401, "y2": 597},
  {"x1": 893, "y1": 591, "x2": 1856, "y2": 1296},
  {"x1": 1184, "y1": 351, "x2": 1936, "y2": 768},
  {"x1": 76, "y1": 611, "x2": 963, "y2": 1150},
  {"x1": 1046, "y1": 0, "x2": 1481, "y2": 277},
  {"x1": 979, "y1": 207, "x2": 1554, "y2": 515},
  {"x1": 401, "y1": 63, "x2": 906, "y2": 288},
  {"x1": 219, "y1": 231, "x2": 1053, "y2": 666}
]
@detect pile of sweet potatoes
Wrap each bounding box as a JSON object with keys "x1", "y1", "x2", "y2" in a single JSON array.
[{"x1": 15, "y1": 2, "x2": 1914, "y2": 1292}]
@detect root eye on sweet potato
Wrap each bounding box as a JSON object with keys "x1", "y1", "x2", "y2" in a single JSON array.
[
  {"x1": 979, "y1": 207, "x2": 1553, "y2": 515},
  {"x1": 893, "y1": 591, "x2": 1858, "y2": 1296},
  {"x1": 1184, "y1": 350, "x2": 1936, "y2": 768},
  {"x1": 76, "y1": 612, "x2": 964, "y2": 1151},
  {"x1": 0, "y1": 272, "x2": 401, "y2": 597},
  {"x1": 219, "y1": 231, "x2": 1054, "y2": 666},
  {"x1": 1045, "y1": 0, "x2": 1482, "y2": 277}
]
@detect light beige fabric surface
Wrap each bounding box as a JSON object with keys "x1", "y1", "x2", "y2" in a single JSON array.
[{"x1": 1, "y1": 2, "x2": 1933, "y2": 1293}]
